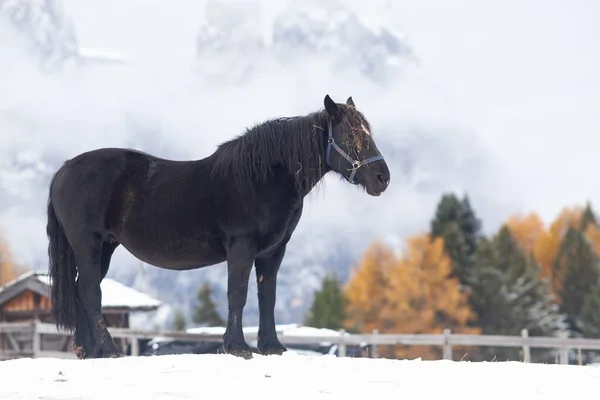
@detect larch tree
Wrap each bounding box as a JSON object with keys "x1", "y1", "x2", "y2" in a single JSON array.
[
  {"x1": 385, "y1": 234, "x2": 478, "y2": 360},
  {"x1": 344, "y1": 240, "x2": 395, "y2": 334},
  {"x1": 505, "y1": 213, "x2": 546, "y2": 255},
  {"x1": 0, "y1": 231, "x2": 25, "y2": 285}
]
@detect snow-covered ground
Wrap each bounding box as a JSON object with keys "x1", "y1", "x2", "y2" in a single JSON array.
[{"x1": 0, "y1": 353, "x2": 598, "y2": 399}]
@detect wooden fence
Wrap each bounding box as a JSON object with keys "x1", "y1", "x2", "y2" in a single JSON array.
[{"x1": 3, "y1": 321, "x2": 600, "y2": 364}]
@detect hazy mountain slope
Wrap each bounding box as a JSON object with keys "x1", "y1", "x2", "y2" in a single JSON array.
[{"x1": 3, "y1": 0, "x2": 597, "y2": 328}]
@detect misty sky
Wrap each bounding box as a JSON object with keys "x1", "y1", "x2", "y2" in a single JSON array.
[{"x1": 1, "y1": 0, "x2": 599, "y2": 271}]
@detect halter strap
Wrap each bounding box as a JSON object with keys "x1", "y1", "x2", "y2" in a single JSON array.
[{"x1": 325, "y1": 119, "x2": 384, "y2": 184}]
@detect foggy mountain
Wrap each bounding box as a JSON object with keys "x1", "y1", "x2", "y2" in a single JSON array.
[{"x1": 1, "y1": 0, "x2": 598, "y2": 328}]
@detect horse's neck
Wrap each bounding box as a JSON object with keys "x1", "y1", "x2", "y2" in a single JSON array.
[{"x1": 296, "y1": 149, "x2": 330, "y2": 199}]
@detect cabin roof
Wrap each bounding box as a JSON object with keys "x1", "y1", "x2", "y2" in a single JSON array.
[{"x1": 0, "y1": 271, "x2": 161, "y2": 312}]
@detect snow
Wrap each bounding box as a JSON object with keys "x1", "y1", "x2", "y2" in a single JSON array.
[
  {"x1": 33, "y1": 272, "x2": 161, "y2": 310},
  {"x1": 0, "y1": 353, "x2": 597, "y2": 399}
]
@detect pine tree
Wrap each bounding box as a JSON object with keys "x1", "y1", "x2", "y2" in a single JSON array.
[
  {"x1": 555, "y1": 226, "x2": 599, "y2": 333},
  {"x1": 192, "y1": 281, "x2": 225, "y2": 327},
  {"x1": 430, "y1": 193, "x2": 481, "y2": 286},
  {"x1": 459, "y1": 195, "x2": 482, "y2": 259},
  {"x1": 172, "y1": 309, "x2": 187, "y2": 331},
  {"x1": 304, "y1": 273, "x2": 348, "y2": 330},
  {"x1": 580, "y1": 285, "x2": 600, "y2": 338},
  {"x1": 471, "y1": 226, "x2": 562, "y2": 361},
  {"x1": 469, "y1": 237, "x2": 506, "y2": 335},
  {"x1": 580, "y1": 202, "x2": 597, "y2": 231}
]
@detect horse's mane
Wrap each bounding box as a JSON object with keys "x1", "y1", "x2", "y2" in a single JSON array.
[
  {"x1": 209, "y1": 105, "x2": 371, "y2": 192},
  {"x1": 209, "y1": 110, "x2": 327, "y2": 192}
]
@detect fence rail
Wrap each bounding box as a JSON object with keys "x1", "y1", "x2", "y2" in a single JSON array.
[{"x1": 2, "y1": 321, "x2": 600, "y2": 364}]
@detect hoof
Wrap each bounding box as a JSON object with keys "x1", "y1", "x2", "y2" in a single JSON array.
[
  {"x1": 230, "y1": 348, "x2": 254, "y2": 360},
  {"x1": 72, "y1": 343, "x2": 88, "y2": 360},
  {"x1": 258, "y1": 340, "x2": 287, "y2": 356},
  {"x1": 224, "y1": 341, "x2": 254, "y2": 360},
  {"x1": 89, "y1": 342, "x2": 123, "y2": 359}
]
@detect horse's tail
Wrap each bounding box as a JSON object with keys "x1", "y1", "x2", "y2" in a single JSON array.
[{"x1": 46, "y1": 172, "x2": 78, "y2": 331}]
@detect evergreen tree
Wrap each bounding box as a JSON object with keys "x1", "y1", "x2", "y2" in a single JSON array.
[
  {"x1": 580, "y1": 202, "x2": 597, "y2": 231},
  {"x1": 469, "y1": 237, "x2": 506, "y2": 335},
  {"x1": 459, "y1": 195, "x2": 483, "y2": 258},
  {"x1": 192, "y1": 281, "x2": 225, "y2": 326},
  {"x1": 555, "y1": 226, "x2": 599, "y2": 333},
  {"x1": 430, "y1": 193, "x2": 481, "y2": 286},
  {"x1": 471, "y1": 226, "x2": 562, "y2": 361},
  {"x1": 172, "y1": 309, "x2": 187, "y2": 331},
  {"x1": 580, "y1": 285, "x2": 600, "y2": 338},
  {"x1": 579, "y1": 285, "x2": 600, "y2": 363},
  {"x1": 431, "y1": 193, "x2": 462, "y2": 239},
  {"x1": 304, "y1": 273, "x2": 348, "y2": 330}
]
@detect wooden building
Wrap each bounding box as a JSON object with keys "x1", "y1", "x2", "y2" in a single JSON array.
[{"x1": 0, "y1": 270, "x2": 161, "y2": 359}]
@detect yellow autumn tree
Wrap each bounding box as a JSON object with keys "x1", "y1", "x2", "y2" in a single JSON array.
[
  {"x1": 344, "y1": 240, "x2": 395, "y2": 333},
  {"x1": 0, "y1": 230, "x2": 24, "y2": 285},
  {"x1": 505, "y1": 213, "x2": 545, "y2": 255},
  {"x1": 385, "y1": 234, "x2": 479, "y2": 360},
  {"x1": 503, "y1": 206, "x2": 597, "y2": 304},
  {"x1": 346, "y1": 235, "x2": 479, "y2": 360}
]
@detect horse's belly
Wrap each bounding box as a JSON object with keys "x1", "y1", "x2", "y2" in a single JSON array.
[{"x1": 117, "y1": 233, "x2": 227, "y2": 270}]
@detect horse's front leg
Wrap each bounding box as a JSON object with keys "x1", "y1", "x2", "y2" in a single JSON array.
[
  {"x1": 255, "y1": 245, "x2": 287, "y2": 356},
  {"x1": 222, "y1": 237, "x2": 256, "y2": 359}
]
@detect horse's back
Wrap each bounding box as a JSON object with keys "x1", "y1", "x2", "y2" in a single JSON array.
[{"x1": 49, "y1": 148, "x2": 159, "y2": 232}]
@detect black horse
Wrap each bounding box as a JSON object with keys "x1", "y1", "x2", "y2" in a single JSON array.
[{"x1": 46, "y1": 94, "x2": 390, "y2": 360}]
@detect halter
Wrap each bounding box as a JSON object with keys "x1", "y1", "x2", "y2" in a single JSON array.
[{"x1": 325, "y1": 119, "x2": 384, "y2": 184}]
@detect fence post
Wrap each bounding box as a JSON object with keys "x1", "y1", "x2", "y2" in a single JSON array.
[
  {"x1": 558, "y1": 331, "x2": 569, "y2": 365},
  {"x1": 521, "y1": 329, "x2": 531, "y2": 363},
  {"x1": 443, "y1": 329, "x2": 452, "y2": 360},
  {"x1": 371, "y1": 329, "x2": 379, "y2": 358},
  {"x1": 32, "y1": 320, "x2": 40, "y2": 358},
  {"x1": 338, "y1": 329, "x2": 347, "y2": 357},
  {"x1": 131, "y1": 336, "x2": 139, "y2": 357}
]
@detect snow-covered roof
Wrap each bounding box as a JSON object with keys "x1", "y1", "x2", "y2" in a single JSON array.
[
  {"x1": 77, "y1": 47, "x2": 130, "y2": 65},
  {"x1": 0, "y1": 271, "x2": 161, "y2": 312}
]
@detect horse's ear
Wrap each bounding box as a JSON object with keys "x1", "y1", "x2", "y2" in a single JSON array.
[
  {"x1": 324, "y1": 94, "x2": 342, "y2": 122},
  {"x1": 346, "y1": 96, "x2": 355, "y2": 107}
]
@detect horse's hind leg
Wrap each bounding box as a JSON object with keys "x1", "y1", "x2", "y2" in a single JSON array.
[
  {"x1": 72, "y1": 241, "x2": 119, "y2": 359},
  {"x1": 72, "y1": 301, "x2": 94, "y2": 359},
  {"x1": 73, "y1": 235, "x2": 122, "y2": 359},
  {"x1": 255, "y1": 245, "x2": 287, "y2": 356}
]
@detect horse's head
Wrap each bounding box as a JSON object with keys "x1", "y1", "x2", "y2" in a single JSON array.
[{"x1": 322, "y1": 94, "x2": 390, "y2": 196}]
